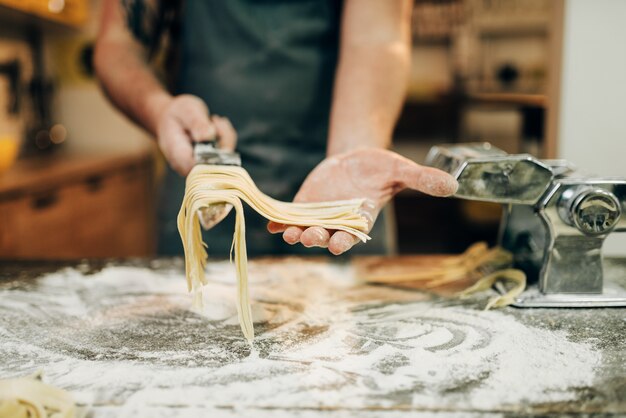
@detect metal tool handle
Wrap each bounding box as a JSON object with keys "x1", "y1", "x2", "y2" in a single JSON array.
[
  {"x1": 194, "y1": 139, "x2": 241, "y2": 166},
  {"x1": 192, "y1": 138, "x2": 241, "y2": 230}
]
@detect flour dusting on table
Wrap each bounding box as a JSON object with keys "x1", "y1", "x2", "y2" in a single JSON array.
[{"x1": 0, "y1": 260, "x2": 600, "y2": 414}]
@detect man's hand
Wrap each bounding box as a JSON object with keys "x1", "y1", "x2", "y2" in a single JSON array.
[
  {"x1": 267, "y1": 148, "x2": 458, "y2": 255},
  {"x1": 95, "y1": 1, "x2": 238, "y2": 176},
  {"x1": 156, "y1": 95, "x2": 237, "y2": 176}
]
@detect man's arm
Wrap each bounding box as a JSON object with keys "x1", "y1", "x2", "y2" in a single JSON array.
[
  {"x1": 268, "y1": 0, "x2": 458, "y2": 254},
  {"x1": 327, "y1": 0, "x2": 413, "y2": 155},
  {"x1": 94, "y1": 0, "x2": 170, "y2": 134},
  {"x1": 94, "y1": 0, "x2": 236, "y2": 175}
]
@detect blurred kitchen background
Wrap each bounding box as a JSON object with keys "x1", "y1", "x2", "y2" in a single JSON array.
[{"x1": 0, "y1": 0, "x2": 624, "y2": 259}]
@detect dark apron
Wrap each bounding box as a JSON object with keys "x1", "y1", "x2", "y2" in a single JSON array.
[{"x1": 157, "y1": 0, "x2": 389, "y2": 257}]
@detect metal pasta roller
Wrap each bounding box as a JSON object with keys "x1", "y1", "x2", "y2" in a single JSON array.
[
  {"x1": 193, "y1": 139, "x2": 241, "y2": 230},
  {"x1": 426, "y1": 142, "x2": 626, "y2": 307}
]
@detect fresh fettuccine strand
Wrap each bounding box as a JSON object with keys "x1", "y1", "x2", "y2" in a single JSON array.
[
  {"x1": 457, "y1": 268, "x2": 527, "y2": 310},
  {"x1": 178, "y1": 165, "x2": 370, "y2": 341},
  {"x1": 358, "y1": 242, "x2": 525, "y2": 309},
  {"x1": 361, "y1": 242, "x2": 512, "y2": 286}
]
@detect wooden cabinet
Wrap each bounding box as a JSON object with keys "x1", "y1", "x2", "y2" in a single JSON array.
[
  {"x1": 0, "y1": 0, "x2": 88, "y2": 27},
  {"x1": 0, "y1": 150, "x2": 156, "y2": 259}
]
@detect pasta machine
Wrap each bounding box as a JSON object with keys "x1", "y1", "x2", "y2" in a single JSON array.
[
  {"x1": 194, "y1": 139, "x2": 241, "y2": 229},
  {"x1": 426, "y1": 142, "x2": 626, "y2": 307}
]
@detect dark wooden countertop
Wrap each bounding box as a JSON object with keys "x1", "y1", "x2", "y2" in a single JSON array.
[{"x1": 0, "y1": 257, "x2": 624, "y2": 417}]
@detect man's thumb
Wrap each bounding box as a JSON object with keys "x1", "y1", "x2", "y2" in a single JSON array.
[{"x1": 399, "y1": 161, "x2": 458, "y2": 197}]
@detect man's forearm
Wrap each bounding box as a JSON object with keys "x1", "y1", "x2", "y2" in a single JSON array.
[
  {"x1": 327, "y1": 0, "x2": 412, "y2": 156},
  {"x1": 95, "y1": 40, "x2": 171, "y2": 135},
  {"x1": 94, "y1": 0, "x2": 172, "y2": 135},
  {"x1": 327, "y1": 44, "x2": 410, "y2": 155}
]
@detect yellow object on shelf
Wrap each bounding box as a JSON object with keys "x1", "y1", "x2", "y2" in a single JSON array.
[
  {"x1": 0, "y1": 0, "x2": 88, "y2": 27},
  {"x1": 0, "y1": 136, "x2": 19, "y2": 175}
]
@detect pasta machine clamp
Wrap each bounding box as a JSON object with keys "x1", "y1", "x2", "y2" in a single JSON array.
[
  {"x1": 426, "y1": 142, "x2": 626, "y2": 307},
  {"x1": 193, "y1": 139, "x2": 242, "y2": 230}
]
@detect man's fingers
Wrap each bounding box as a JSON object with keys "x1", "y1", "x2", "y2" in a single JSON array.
[
  {"x1": 299, "y1": 227, "x2": 330, "y2": 248},
  {"x1": 399, "y1": 161, "x2": 458, "y2": 197},
  {"x1": 267, "y1": 222, "x2": 288, "y2": 234},
  {"x1": 159, "y1": 120, "x2": 195, "y2": 176},
  {"x1": 283, "y1": 226, "x2": 304, "y2": 245},
  {"x1": 188, "y1": 111, "x2": 217, "y2": 142},
  {"x1": 328, "y1": 231, "x2": 359, "y2": 256},
  {"x1": 212, "y1": 115, "x2": 237, "y2": 151},
  {"x1": 174, "y1": 99, "x2": 216, "y2": 142},
  {"x1": 168, "y1": 135, "x2": 195, "y2": 176}
]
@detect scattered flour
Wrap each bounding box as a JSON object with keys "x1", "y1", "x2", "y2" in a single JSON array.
[{"x1": 0, "y1": 260, "x2": 601, "y2": 415}]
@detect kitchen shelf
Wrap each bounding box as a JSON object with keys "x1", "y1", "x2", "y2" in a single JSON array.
[
  {"x1": 474, "y1": 16, "x2": 549, "y2": 36},
  {"x1": 466, "y1": 92, "x2": 547, "y2": 108}
]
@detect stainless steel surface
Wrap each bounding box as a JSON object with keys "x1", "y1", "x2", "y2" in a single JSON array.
[
  {"x1": 506, "y1": 281, "x2": 626, "y2": 307},
  {"x1": 193, "y1": 139, "x2": 242, "y2": 230},
  {"x1": 556, "y1": 187, "x2": 621, "y2": 235},
  {"x1": 537, "y1": 178, "x2": 626, "y2": 295},
  {"x1": 426, "y1": 142, "x2": 553, "y2": 205},
  {"x1": 427, "y1": 142, "x2": 626, "y2": 306},
  {"x1": 193, "y1": 140, "x2": 242, "y2": 166},
  {"x1": 542, "y1": 159, "x2": 577, "y2": 178}
]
